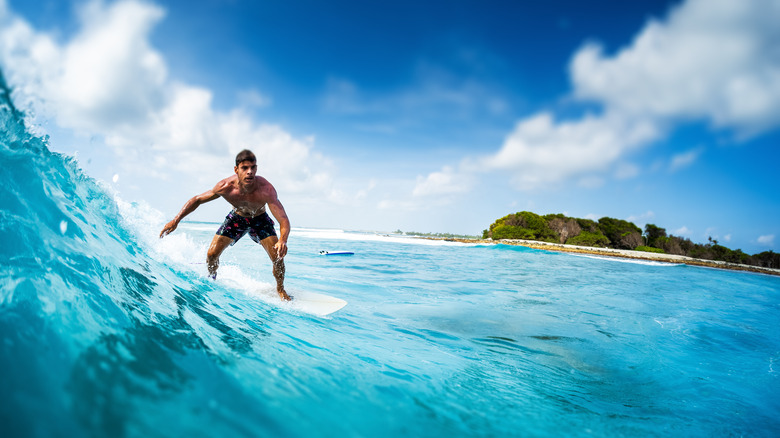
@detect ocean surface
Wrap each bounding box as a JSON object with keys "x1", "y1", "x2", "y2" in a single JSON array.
[{"x1": 2, "y1": 75, "x2": 780, "y2": 438}]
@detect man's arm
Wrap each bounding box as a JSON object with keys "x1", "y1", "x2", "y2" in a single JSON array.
[
  {"x1": 159, "y1": 189, "x2": 221, "y2": 238},
  {"x1": 266, "y1": 193, "x2": 290, "y2": 259}
]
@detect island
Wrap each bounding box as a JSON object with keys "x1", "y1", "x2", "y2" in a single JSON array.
[{"x1": 404, "y1": 211, "x2": 780, "y2": 277}]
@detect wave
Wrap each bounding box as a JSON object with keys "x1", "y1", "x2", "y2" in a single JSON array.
[{"x1": 0, "y1": 69, "x2": 284, "y2": 436}]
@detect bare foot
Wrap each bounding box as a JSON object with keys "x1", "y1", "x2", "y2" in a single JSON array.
[{"x1": 278, "y1": 289, "x2": 292, "y2": 301}]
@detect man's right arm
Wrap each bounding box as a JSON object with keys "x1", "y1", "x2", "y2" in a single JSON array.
[{"x1": 159, "y1": 189, "x2": 221, "y2": 238}]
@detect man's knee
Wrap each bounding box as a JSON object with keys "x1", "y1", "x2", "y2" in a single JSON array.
[{"x1": 208, "y1": 236, "x2": 232, "y2": 259}]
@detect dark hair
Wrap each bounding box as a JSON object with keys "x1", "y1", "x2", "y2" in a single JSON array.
[{"x1": 235, "y1": 149, "x2": 256, "y2": 166}]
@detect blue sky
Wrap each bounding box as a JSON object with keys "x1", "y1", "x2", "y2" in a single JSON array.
[{"x1": 1, "y1": 0, "x2": 778, "y2": 254}]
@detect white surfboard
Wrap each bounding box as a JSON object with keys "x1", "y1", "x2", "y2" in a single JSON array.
[
  {"x1": 215, "y1": 266, "x2": 347, "y2": 316},
  {"x1": 247, "y1": 287, "x2": 347, "y2": 316},
  {"x1": 284, "y1": 290, "x2": 348, "y2": 316}
]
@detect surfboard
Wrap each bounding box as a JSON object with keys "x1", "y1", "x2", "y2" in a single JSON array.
[
  {"x1": 243, "y1": 287, "x2": 347, "y2": 316},
  {"x1": 285, "y1": 290, "x2": 348, "y2": 316},
  {"x1": 242, "y1": 287, "x2": 347, "y2": 316},
  {"x1": 215, "y1": 268, "x2": 347, "y2": 316},
  {"x1": 319, "y1": 250, "x2": 354, "y2": 256}
]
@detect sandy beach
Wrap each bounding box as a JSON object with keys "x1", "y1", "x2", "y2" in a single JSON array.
[{"x1": 437, "y1": 237, "x2": 780, "y2": 277}]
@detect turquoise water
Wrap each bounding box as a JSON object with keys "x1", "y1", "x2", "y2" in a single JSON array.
[{"x1": 2, "y1": 74, "x2": 780, "y2": 437}]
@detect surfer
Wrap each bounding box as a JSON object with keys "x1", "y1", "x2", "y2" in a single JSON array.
[{"x1": 159, "y1": 149, "x2": 291, "y2": 301}]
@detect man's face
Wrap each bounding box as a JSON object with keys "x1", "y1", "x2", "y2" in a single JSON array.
[{"x1": 235, "y1": 160, "x2": 258, "y2": 184}]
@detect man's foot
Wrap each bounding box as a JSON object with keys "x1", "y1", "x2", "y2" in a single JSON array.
[
  {"x1": 208, "y1": 272, "x2": 217, "y2": 280},
  {"x1": 278, "y1": 289, "x2": 292, "y2": 301}
]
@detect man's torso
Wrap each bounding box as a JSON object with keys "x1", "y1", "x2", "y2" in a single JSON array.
[{"x1": 216, "y1": 175, "x2": 272, "y2": 217}]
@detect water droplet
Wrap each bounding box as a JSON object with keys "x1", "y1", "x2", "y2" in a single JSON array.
[
  {"x1": 59, "y1": 220, "x2": 68, "y2": 235},
  {"x1": 113, "y1": 174, "x2": 119, "y2": 183}
]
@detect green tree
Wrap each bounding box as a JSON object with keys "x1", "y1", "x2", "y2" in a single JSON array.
[
  {"x1": 566, "y1": 231, "x2": 609, "y2": 247},
  {"x1": 752, "y1": 251, "x2": 780, "y2": 269},
  {"x1": 491, "y1": 224, "x2": 535, "y2": 240},
  {"x1": 598, "y1": 217, "x2": 642, "y2": 249},
  {"x1": 644, "y1": 224, "x2": 667, "y2": 248},
  {"x1": 484, "y1": 211, "x2": 556, "y2": 242},
  {"x1": 483, "y1": 211, "x2": 775, "y2": 270},
  {"x1": 576, "y1": 218, "x2": 600, "y2": 233}
]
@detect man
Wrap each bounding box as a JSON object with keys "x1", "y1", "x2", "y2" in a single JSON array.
[{"x1": 159, "y1": 149, "x2": 291, "y2": 301}]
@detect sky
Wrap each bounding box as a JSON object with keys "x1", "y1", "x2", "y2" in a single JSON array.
[{"x1": 1, "y1": 0, "x2": 778, "y2": 254}]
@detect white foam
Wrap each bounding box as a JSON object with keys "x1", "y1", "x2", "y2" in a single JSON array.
[{"x1": 115, "y1": 196, "x2": 206, "y2": 270}]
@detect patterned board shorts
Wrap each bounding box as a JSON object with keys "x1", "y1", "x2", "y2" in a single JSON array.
[{"x1": 215, "y1": 210, "x2": 276, "y2": 245}]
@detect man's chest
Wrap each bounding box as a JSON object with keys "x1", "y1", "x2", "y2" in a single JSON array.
[{"x1": 222, "y1": 190, "x2": 267, "y2": 207}]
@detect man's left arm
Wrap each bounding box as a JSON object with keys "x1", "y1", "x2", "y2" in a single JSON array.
[{"x1": 267, "y1": 195, "x2": 290, "y2": 259}]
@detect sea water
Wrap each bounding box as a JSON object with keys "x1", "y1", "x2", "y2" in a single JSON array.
[{"x1": 2, "y1": 77, "x2": 780, "y2": 438}]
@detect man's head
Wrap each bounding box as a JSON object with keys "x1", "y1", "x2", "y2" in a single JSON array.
[
  {"x1": 235, "y1": 149, "x2": 256, "y2": 166},
  {"x1": 234, "y1": 149, "x2": 258, "y2": 185}
]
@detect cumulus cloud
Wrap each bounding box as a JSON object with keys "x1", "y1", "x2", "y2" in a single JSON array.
[
  {"x1": 477, "y1": 0, "x2": 780, "y2": 190},
  {"x1": 572, "y1": 0, "x2": 780, "y2": 136},
  {"x1": 60, "y1": 0, "x2": 167, "y2": 131},
  {"x1": 480, "y1": 111, "x2": 659, "y2": 189},
  {"x1": 0, "y1": 0, "x2": 167, "y2": 133},
  {"x1": 0, "y1": 0, "x2": 335, "y2": 199}
]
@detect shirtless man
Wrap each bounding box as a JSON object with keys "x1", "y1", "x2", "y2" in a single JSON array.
[{"x1": 159, "y1": 149, "x2": 291, "y2": 301}]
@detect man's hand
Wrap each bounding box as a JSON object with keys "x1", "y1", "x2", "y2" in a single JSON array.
[
  {"x1": 159, "y1": 220, "x2": 178, "y2": 238},
  {"x1": 274, "y1": 240, "x2": 288, "y2": 259}
]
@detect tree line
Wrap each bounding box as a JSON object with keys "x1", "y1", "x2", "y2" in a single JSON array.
[{"x1": 482, "y1": 211, "x2": 780, "y2": 269}]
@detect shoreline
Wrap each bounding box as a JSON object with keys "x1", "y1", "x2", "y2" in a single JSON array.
[{"x1": 427, "y1": 237, "x2": 780, "y2": 277}]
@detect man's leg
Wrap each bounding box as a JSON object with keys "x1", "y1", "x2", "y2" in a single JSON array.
[
  {"x1": 260, "y1": 236, "x2": 290, "y2": 301},
  {"x1": 207, "y1": 235, "x2": 234, "y2": 279}
]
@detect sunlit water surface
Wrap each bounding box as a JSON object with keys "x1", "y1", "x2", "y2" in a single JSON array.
[{"x1": 1, "y1": 74, "x2": 779, "y2": 437}]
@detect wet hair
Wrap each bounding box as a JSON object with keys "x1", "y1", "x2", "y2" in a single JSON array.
[{"x1": 235, "y1": 149, "x2": 256, "y2": 166}]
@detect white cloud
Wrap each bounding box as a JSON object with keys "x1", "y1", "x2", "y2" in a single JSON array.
[
  {"x1": 571, "y1": 0, "x2": 780, "y2": 136},
  {"x1": 674, "y1": 226, "x2": 693, "y2": 236},
  {"x1": 477, "y1": 0, "x2": 780, "y2": 190},
  {"x1": 627, "y1": 210, "x2": 655, "y2": 224},
  {"x1": 412, "y1": 166, "x2": 472, "y2": 197},
  {"x1": 480, "y1": 111, "x2": 659, "y2": 189},
  {"x1": 59, "y1": 0, "x2": 167, "y2": 130},
  {"x1": 757, "y1": 234, "x2": 775, "y2": 246},
  {"x1": 0, "y1": 0, "x2": 338, "y2": 201},
  {"x1": 669, "y1": 148, "x2": 703, "y2": 172}
]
